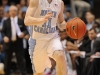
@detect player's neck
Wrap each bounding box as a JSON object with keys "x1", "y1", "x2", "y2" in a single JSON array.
[{"x1": 47, "y1": 0, "x2": 52, "y2": 4}]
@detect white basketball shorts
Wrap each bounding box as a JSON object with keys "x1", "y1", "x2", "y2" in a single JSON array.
[{"x1": 28, "y1": 36, "x2": 64, "y2": 73}]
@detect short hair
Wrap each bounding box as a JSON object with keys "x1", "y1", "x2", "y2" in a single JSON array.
[
  {"x1": 9, "y1": 5, "x2": 18, "y2": 11},
  {"x1": 88, "y1": 28, "x2": 97, "y2": 33},
  {"x1": 59, "y1": 29, "x2": 66, "y2": 33}
]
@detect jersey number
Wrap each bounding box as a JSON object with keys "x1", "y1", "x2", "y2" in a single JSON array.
[{"x1": 42, "y1": 18, "x2": 52, "y2": 28}]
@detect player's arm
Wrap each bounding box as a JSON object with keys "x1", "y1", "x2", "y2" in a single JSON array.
[
  {"x1": 24, "y1": 0, "x2": 52, "y2": 26},
  {"x1": 58, "y1": 1, "x2": 66, "y2": 31}
]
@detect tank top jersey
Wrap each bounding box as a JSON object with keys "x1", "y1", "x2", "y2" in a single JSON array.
[{"x1": 29, "y1": 0, "x2": 62, "y2": 41}]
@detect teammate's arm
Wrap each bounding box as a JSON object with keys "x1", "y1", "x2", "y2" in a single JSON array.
[
  {"x1": 24, "y1": 0, "x2": 52, "y2": 26},
  {"x1": 58, "y1": 1, "x2": 66, "y2": 31}
]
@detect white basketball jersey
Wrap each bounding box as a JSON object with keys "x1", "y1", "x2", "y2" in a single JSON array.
[{"x1": 29, "y1": 0, "x2": 62, "y2": 41}]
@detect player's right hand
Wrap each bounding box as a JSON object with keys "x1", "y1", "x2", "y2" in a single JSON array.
[
  {"x1": 38, "y1": 12, "x2": 52, "y2": 25},
  {"x1": 44, "y1": 12, "x2": 52, "y2": 20},
  {"x1": 40, "y1": 12, "x2": 52, "y2": 23},
  {"x1": 4, "y1": 36, "x2": 9, "y2": 43}
]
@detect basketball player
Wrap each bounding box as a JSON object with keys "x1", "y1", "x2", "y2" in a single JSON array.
[{"x1": 24, "y1": 0, "x2": 67, "y2": 75}]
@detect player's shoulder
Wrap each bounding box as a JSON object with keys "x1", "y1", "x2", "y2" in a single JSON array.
[
  {"x1": 56, "y1": 0, "x2": 64, "y2": 5},
  {"x1": 57, "y1": 0, "x2": 63, "y2": 3},
  {"x1": 29, "y1": 0, "x2": 39, "y2": 7}
]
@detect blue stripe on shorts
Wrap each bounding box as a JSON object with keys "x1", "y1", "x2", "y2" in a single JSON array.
[
  {"x1": 28, "y1": 37, "x2": 36, "y2": 73},
  {"x1": 28, "y1": 26, "x2": 33, "y2": 37}
]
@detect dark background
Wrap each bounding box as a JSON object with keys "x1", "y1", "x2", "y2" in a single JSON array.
[
  {"x1": 0, "y1": 0, "x2": 100, "y2": 18},
  {"x1": 0, "y1": 0, "x2": 69, "y2": 5}
]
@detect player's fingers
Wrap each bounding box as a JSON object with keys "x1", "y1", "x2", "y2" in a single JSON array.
[
  {"x1": 45, "y1": 15, "x2": 50, "y2": 19},
  {"x1": 45, "y1": 14, "x2": 52, "y2": 19},
  {"x1": 44, "y1": 18, "x2": 48, "y2": 22},
  {"x1": 45, "y1": 12, "x2": 52, "y2": 18},
  {"x1": 47, "y1": 12, "x2": 52, "y2": 15}
]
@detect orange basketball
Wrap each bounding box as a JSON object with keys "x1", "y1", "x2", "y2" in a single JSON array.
[{"x1": 66, "y1": 17, "x2": 86, "y2": 39}]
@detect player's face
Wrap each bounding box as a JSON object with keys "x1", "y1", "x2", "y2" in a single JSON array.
[
  {"x1": 60, "y1": 31, "x2": 67, "y2": 40},
  {"x1": 88, "y1": 30, "x2": 97, "y2": 40}
]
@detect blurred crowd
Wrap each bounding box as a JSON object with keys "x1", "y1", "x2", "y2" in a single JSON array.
[{"x1": 0, "y1": 0, "x2": 100, "y2": 75}]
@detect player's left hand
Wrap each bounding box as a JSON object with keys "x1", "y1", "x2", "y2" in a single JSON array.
[
  {"x1": 18, "y1": 32, "x2": 24, "y2": 38},
  {"x1": 24, "y1": 34, "x2": 30, "y2": 40}
]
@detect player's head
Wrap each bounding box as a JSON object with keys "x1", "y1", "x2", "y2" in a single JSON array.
[
  {"x1": 9, "y1": 5, "x2": 18, "y2": 17},
  {"x1": 88, "y1": 28, "x2": 97, "y2": 40}
]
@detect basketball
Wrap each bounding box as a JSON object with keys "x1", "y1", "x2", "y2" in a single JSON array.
[{"x1": 66, "y1": 17, "x2": 86, "y2": 39}]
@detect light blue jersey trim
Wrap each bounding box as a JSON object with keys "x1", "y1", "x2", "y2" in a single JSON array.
[
  {"x1": 28, "y1": 26, "x2": 33, "y2": 37},
  {"x1": 28, "y1": 37, "x2": 36, "y2": 73}
]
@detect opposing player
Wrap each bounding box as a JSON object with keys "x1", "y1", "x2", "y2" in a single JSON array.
[{"x1": 24, "y1": 0, "x2": 67, "y2": 75}]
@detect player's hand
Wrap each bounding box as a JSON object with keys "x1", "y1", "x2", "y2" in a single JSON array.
[
  {"x1": 4, "y1": 36, "x2": 9, "y2": 43},
  {"x1": 39, "y1": 12, "x2": 52, "y2": 24},
  {"x1": 24, "y1": 34, "x2": 30, "y2": 40},
  {"x1": 18, "y1": 32, "x2": 24, "y2": 38},
  {"x1": 44, "y1": 12, "x2": 52, "y2": 20}
]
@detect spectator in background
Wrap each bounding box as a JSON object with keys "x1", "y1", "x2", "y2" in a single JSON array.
[
  {"x1": 2, "y1": 5, "x2": 28, "y2": 75},
  {"x1": 65, "y1": 9, "x2": 72, "y2": 22},
  {"x1": 1, "y1": 0, "x2": 9, "y2": 13},
  {"x1": 92, "y1": 22, "x2": 100, "y2": 33},
  {"x1": 78, "y1": 28, "x2": 97, "y2": 59},
  {"x1": 85, "y1": 11, "x2": 93, "y2": 21},
  {"x1": 81, "y1": 11, "x2": 93, "y2": 23},
  {"x1": 96, "y1": 17, "x2": 100, "y2": 25},
  {"x1": 86, "y1": 0, "x2": 94, "y2": 8},
  {"x1": 71, "y1": 0, "x2": 91, "y2": 18},
  {"x1": 63, "y1": 5, "x2": 67, "y2": 19},
  {"x1": 1, "y1": 0, "x2": 9, "y2": 19},
  {"x1": 16, "y1": 4, "x2": 21, "y2": 10},
  {"x1": 0, "y1": 61, "x2": 4, "y2": 74},
  {"x1": 85, "y1": 11, "x2": 93, "y2": 17},
  {"x1": 81, "y1": 28, "x2": 100, "y2": 75},
  {"x1": 0, "y1": 6, "x2": 6, "y2": 64},
  {"x1": 3, "y1": 11, "x2": 9, "y2": 19},
  {"x1": 68, "y1": 28, "x2": 99, "y2": 75},
  {"x1": 26, "y1": 0, "x2": 30, "y2": 6},
  {"x1": 18, "y1": 9, "x2": 23, "y2": 19},
  {"x1": 0, "y1": 6, "x2": 6, "y2": 75},
  {"x1": 0, "y1": 6, "x2": 7, "y2": 30},
  {"x1": 86, "y1": 14, "x2": 95, "y2": 30},
  {"x1": 16, "y1": 0, "x2": 28, "y2": 19},
  {"x1": 20, "y1": 0, "x2": 27, "y2": 12}
]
